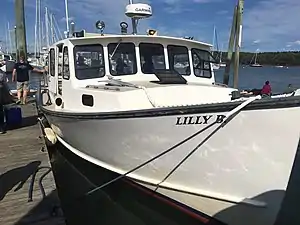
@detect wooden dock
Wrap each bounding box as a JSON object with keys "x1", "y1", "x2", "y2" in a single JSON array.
[{"x1": 0, "y1": 101, "x2": 65, "y2": 225}]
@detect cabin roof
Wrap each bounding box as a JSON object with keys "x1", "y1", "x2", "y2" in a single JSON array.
[{"x1": 56, "y1": 34, "x2": 212, "y2": 48}]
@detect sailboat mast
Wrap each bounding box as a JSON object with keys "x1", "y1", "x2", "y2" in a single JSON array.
[
  {"x1": 50, "y1": 13, "x2": 54, "y2": 44},
  {"x1": 34, "y1": 0, "x2": 38, "y2": 57},
  {"x1": 8, "y1": 22, "x2": 12, "y2": 55},
  {"x1": 5, "y1": 22, "x2": 8, "y2": 54},
  {"x1": 45, "y1": 7, "x2": 50, "y2": 47},
  {"x1": 38, "y1": 0, "x2": 41, "y2": 55},
  {"x1": 212, "y1": 25, "x2": 216, "y2": 52},
  {"x1": 64, "y1": 0, "x2": 69, "y2": 38}
]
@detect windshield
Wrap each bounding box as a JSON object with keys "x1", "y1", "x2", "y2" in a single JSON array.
[
  {"x1": 108, "y1": 42, "x2": 137, "y2": 76},
  {"x1": 139, "y1": 43, "x2": 166, "y2": 74},
  {"x1": 73, "y1": 44, "x2": 105, "y2": 80},
  {"x1": 191, "y1": 48, "x2": 215, "y2": 78},
  {"x1": 167, "y1": 45, "x2": 191, "y2": 76}
]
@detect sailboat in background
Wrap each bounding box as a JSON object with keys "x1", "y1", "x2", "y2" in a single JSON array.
[
  {"x1": 211, "y1": 26, "x2": 220, "y2": 70},
  {"x1": 211, "y1": 26, "x2": 226, "y2": 69},
  {"x1": 250, "y1": 51, "x2": 262, "y2": 67},
  {"x1": 28, "y1": 0, "x2": 64, "y2": 68}
]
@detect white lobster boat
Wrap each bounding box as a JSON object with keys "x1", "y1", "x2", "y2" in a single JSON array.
[{"x1": 37, "y1": 2, "x2": 300, "y2": 225}]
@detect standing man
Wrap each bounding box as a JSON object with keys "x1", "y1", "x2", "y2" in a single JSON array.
[
  {"x1": 0, "y1": 67, "x2": 11, "y2": 134},
  {"x1": 12, "y1": 55, "x2": 44, "y2": 104}
]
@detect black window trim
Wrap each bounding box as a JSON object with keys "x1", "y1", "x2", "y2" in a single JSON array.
[
  {"x1": 167, "y1": 44, "x2": 191, "y2": 76},
  {"x1": 49, "y1": 48, "x2": 55, "y2": 77},
  {"x1": 62, "y1": 46, "x2": 70, "y2": 80},
  {"x1": 139, "y1": 42, "x2": 166, "y2": 74},
  {"x1": 107, "y1": 42, "x2": 137, "y2": 76},
  {"x1": 73, "y1": 43, "x2": 106, "y2": 80},
  {"x1": 191, "y1": 48, "x2": 213, "y2": 79}
]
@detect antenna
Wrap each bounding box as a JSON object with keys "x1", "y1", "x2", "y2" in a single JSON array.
[{"x1": 125, "y1": 1, "x2": 152, "y2": 34}]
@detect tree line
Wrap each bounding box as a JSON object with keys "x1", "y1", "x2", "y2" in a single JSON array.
[{"x1": 214, "y1": 51, "x2": 300, "y2": 66}]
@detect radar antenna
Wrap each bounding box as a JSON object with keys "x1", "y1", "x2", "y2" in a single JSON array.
[{"x1": 126, "y1": 0, "x2": 152, "y2": 34}]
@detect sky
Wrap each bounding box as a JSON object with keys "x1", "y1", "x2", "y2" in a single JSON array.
[{"x1": 1, "y1": 0, "x2": 300, "y2": 53}]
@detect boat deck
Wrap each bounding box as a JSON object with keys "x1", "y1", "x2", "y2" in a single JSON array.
[{"x1": 0, "y1": 101, "x2": 65, "y2": 225}]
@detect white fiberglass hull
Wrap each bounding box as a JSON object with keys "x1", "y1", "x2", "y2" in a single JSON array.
[{"x1": 40, "y1": 98, "x2": 300, "y2": 225}]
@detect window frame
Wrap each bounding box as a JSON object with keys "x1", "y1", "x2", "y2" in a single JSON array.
[
  {"x1": 62, "y1": 46, "x2": 70, "y2": 80},
  {"x1": 191, "y1": 48, "x2": 214, "y2": 79},
  {"x1": 107, "y1": 42, "x2": 137, "y2": 76},
  {"x1": 167, "y1": 45, "x2": 191, "y2": 76},
  {"x1": 139, "y1": 42, "x2": 166, "y2": 74},
  {"x1": 73, "y1": 44, "x2": 106, "y2": 80},
  {"x1": 49, "y1": 48, "x2": 55, "y2": 77}
]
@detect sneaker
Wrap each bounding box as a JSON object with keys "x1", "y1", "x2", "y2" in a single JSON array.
[
  {"x1": 0, "y1": 127, "x2": 6, "y2": 134},
  {"x1": 16, "y1": 100, "x2": 21, "y2": 104}
]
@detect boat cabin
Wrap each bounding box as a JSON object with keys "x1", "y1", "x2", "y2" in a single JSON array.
[{"x1": 46, "y1": 34, "x2": 236, "y2": 112}]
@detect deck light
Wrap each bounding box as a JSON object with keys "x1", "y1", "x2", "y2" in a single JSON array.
[
  {"x1": 120, "y1": 22, "x2": 128, "y2": 34},
  {"x1": 147, "y1": 29, "x2": 157, "y2": 36},
  {"x1": 95, "y1": 20, "x2": 105, "y2": 35}
]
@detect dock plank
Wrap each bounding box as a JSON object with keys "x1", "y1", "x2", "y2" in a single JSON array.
[{"x1": 0, "y1": 102, "x2": 65, "y2": 225}]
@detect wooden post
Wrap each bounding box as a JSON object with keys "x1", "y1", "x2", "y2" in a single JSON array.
[
  {"x1": 223, "y1": 5, "x2": 238, "y2": 85},
  {"x1": 15, "y1": 0, "x2": 27, "y2": 61},
  {"x1": 233, "y1": 0, "x2": 244, "y2": 89}
]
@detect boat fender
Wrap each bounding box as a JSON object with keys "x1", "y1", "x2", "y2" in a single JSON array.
[
  {"x1": 55, "y1": 98, "x2": 63, "y2": 107},
  {"x1": 44, "y1": 127, "x2": 57, "y2": 145}
]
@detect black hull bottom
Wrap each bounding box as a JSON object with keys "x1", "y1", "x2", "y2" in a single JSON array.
[{"x1": 46, "y1": 141, "x2": 225, "y2": 225}]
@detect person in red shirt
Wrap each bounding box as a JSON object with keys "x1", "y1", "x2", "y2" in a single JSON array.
[{"x1": 261, "y1": 80, "x2": 272, "y2": 97}]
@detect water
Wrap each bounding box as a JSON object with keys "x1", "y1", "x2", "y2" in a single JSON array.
[
  {"x1": 215, "y1": 66, "x2": 300, "y2": 93},
  {"x1": 5, "y1": 66, "x2": 300, "y2": 93}
]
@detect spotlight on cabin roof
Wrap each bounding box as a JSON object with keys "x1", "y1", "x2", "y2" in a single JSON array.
[
  {"x1": 120, "y1": 22, "x2": 128, "y2": 34},
  {"x1": 147, "y1": 29, "x2": 157, "y2": 36},
  {"x1": 95, "y1": 20, "x2": 105, "y2": 35},
  {"x1": 183, "y1": 36, "x2": 194, "y2": 40}
]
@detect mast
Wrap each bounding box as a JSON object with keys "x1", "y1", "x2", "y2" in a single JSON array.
[
  {"x1": 64, "y1": 0, "x2": 69, "y2": 38},
  {"x1": 212, "y1": 25, "x2": 216, "y2": 52},
  {"x1": 45, "y1": 7, "x2": 50, "y2": 47},
  {"x1": 129, "y1": 0, "x2": 138, "y2": 34},
  {"x1": 38, "y1": 0, "x2": 41, "y2": 55},
  {"x1": 5, "y1": 22, "x2": 8, "y2": 54},
  {"x1": 50, "y1": 13, "x2": 54, "y2": 44},
  {"x1": 34, "y1": 0, "x2": 38, "y2": 57},
  {"x1": 8, "y1": 22, "x2": 12, "y2": 55}
]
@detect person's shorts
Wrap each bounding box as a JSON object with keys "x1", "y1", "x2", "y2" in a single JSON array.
[{"x1": 17, "y1": 81, "x2": 29, "y2": 91}]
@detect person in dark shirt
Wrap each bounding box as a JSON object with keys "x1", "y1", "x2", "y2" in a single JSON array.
[
  {"x1": 0, "y1": 69, "x2": 10, "y2": 134},
  {"x1": 12, "y1": 55, "x2": 44, "y2": 104}
]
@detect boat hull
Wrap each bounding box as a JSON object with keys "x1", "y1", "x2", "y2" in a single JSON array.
[
  {"x1": 39, "y1": 96, "x2": 300, "y2": 225},
  {"x1": 46, "y1": 140, "x2": 224, "y2": 225}
]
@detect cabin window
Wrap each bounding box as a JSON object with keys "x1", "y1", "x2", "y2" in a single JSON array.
[
  {"x1": 191, "y1": 49, "x2": 214, "y2": 78},
  {"x1": 139, "y1": 43, "x2": 166, "y2": 74},
  {"x1": 167, "y1": 45, "x2": 191, "y2": 76},
  {"x1": 49, "y1": 48, "x2": 55, "y2": 76},
  {"x1": 108, "y1": 42, "x2": 137, "y2": 76},
  {"x1": 73, "y1": 44, "x2": 105, "y2": 80},
  {"x1": 63, "y1": 46, "x2": 70, "y2": 80}
]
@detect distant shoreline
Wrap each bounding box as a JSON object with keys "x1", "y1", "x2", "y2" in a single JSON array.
[{"x1": 215, "y1": 51, "x2": 300, "y2": 67}]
